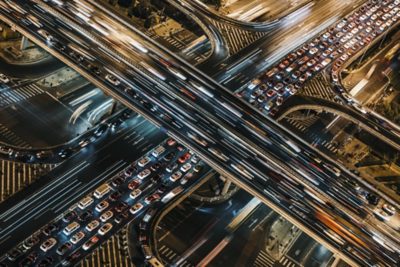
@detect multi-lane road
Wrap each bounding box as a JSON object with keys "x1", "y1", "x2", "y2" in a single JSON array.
[{"x1": 1, "y1": 0, "x2": 400, "y2": 265}]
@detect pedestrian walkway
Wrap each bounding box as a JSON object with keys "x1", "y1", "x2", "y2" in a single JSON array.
[
  {"x1": 158, "y1": 244, "x2": 194, "y2": 267},
  {"x1": 279, "y1": 256, "x2": 300, "y2": 267},
  {"x1": 0, "y1": 160, "x2": 55, "y2": 202},
  {"x1": 212, "y1": 21, "x2": 266, "y2": 54},
  {"x1": 301, "y1": 74, "x2": 336, "y2": 102},
  {"x1": 0, "y1": 83, "x2": 44, "y2": 109},
  {"x1": 253, "y1": 249, "x2": 275, "y2": 267},
  {"x1": 79, "y1": 234, "x2": 133, "y2": 267},
  {"x1": 0, "y1": 123, "x2": 31, "y2": 148},
  {"x1": 285, "y1": 118, "x2": 339, "y2": 154}
]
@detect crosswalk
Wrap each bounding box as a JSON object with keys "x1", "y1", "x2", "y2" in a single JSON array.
[
  {"x1": 79, "y1": 230, "x2": 133, "y2": 267},
  {"x1": 279, "y1": 256, "x2": 299, "y2": 267},
  {"x1": 285, "y1": 118, "x2": 339, "y2": 154},
  {"x1": 0, "y1": 123, "x2": 31, "y2": 148},
  {"x1": 301, "y1": 74, "x2": 336, "y2": 102},
  {"x1": 253, "y1": 249, "x2": 275, "y2": 267},
  {"x1": 0, "y1": 83, "x2": 44, "y2": 109},
  {"x1": 0, "y1": 160, "x2": 56, "y2": 202},
  {"x1": 158, "y1": 245, "x2": 194, "y2": 267},
  {"x1": 212, "y1": 21, "x2": 266, "y2": 54}
]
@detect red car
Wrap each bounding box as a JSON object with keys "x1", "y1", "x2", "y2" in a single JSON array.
[
  {"x1": 166, "y1": 138, "x2": 176, "y2": 146},
  {"x1": 128, "y1": 179, "x2": 141, "y2": 190},
  {"x1": 178, "y1": 152, "x2": 191, "y2": 163},
  {"x1": 145, "y1": 193, "x2": 160, "y2": 204}
]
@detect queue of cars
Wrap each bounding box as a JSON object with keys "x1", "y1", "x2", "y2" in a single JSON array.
[
  {"x1": 2, "y1": 138, "x2": 205, "y2": 266},
  {"x1": 240, "y1": 0, "x2": 400, "y2": 116}
]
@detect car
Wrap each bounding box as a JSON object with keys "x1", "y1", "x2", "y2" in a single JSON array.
[
  {"x1": 138, "y1": 156, "x2": 151, "y2": 167},
  {"x1": 109, "y1": 190, "x2": 123, "y2": 201},
  {"x1": 82, "y1": 236, "x2": 99, "y2": 251},
  {"x1": 138, "y1": 169, "x2": 151, "y2": 180},
  {"x1": 166, "y1": 163, "x2": 178, "y2": 173},
  {"x1": 0, "y1": 73, "x2": 10, "y2": 83},
  {"x1": 151, "y1": 173, "x2": 163, "y2": 183},
  {"x1": 124, "y1": 166, "x2": 137, "y2": 177},
  {"x1": 276, "y1": 96, "x2": 284, "y2": 106},
  {"x1": 191, "y1": 155, "x2": 200, "y2": 164},
  {"x1": 163, "y1": 151, "x2": 176, "y2": 161},
  {"x1": 7, "y1": 248, "x2": 22, "y2": 261},
  {"x1": 145, "y1": 193, "x2": 160, "y2": 204},
  {"x1": 96, "y1": 200, "x2": 109, "y2": 212},
  {"x1": 78, "y1": 138, "x2": 91, "y2": 148},
  {"x1": 181, "y1": 173, "x2": 193, "y2": 185},
  {"x1": 86, "y1": 220, "x2": 100, "y2": 232},
  {"x1": 156, "y1": 183, "x2": 168, "y2": 194},
  {"x1": 193, "y1": 165, "x2": 203, "y2": 173},
  {"x1": 38, "y1": 257, "x2": 53, "y2": 267},
  {"x1": 23, "y1": 235, "x2": 40, "y2": 250},
  {"x1": 62, "y1": 211, "x2": 77, "y2": 223},
  {"x1": 94, "y1": 123, "x2": 108, "y2": 137},
  {"x1": 56, "y1": 242, "x2": 72, "y2": 256},
  {"x1": 111, "y1": 176, "x2": 125, "y2": 187},
  {"x1": 36, "y1": 150, "x2": 53, "y2": 160},
  {"x1": 78, "y1": 210, "x2": 93, "y2": 222},
  {"x1": 114, "y1": 214, "x2": 124, "y2": 224},
  {"x1": 178, "y1": 152, "x2": 191, "y2": 163},
  {"x1": 115, "y1": 201, "x2": 129, "y2": 213},
  {"x1": 40, "y1": 238, "x2": 57, "y2": 252},
  {"x1": 105, "y1": 74, "x2": 120, "y2": 86},
  {"x1": 98, "y1": 223, "x2": 113, "y2": 235},
  {"x1": 150, "y1": 162, "x2": 162, "y2": 172},
  {"x1": 61, "y1": 251, "x2": 81, "y2": 266},
  {"x1": 382, "y1": 204, "x2": 396, "y2": 215},
  {"x1": 58, "y1": 148, "x2": 73, "y2": 158},
  {"x1": 19, "y1": 255, "x2": 36, "y2": 266},
  {"x1": 70, "y1": 231, "x2": 85, "y2": 244},
  {"x1": 100, "y1": 210, "x2": 114, "y2": 222},
  {"x1": 128, "y1": 179, "x2": 141, "y2": 190},
  {"x1": 166, "y1": 138, "x2": 176, "y2": 146},
  {"x1": 130, "y1": 203, "x2": 144, "y2": 214},
  {"x1": 42, "y1": 223, "x2": 58, "y2": 236},
  {"x1": 170, "y1": 171, "x2": 182, "y2": 182}
]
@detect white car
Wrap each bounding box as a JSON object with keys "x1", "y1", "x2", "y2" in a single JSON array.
[
  {"x1": 100, "y1": 210, "x2": 113, "y2": 222},
  {"x1": 70, "y1": 231, "x2": 85, "y2": 244},
  {"x1": 98, "y1": 223, "x2": 113, "y2": 235},
  {"x1": 130, "y1": 203, "x2": 143, "y2": 214},
  {"x1": 170, "y1": 171, "x2": 182, "y2": 182},
  {"x1": 86, "y1": 220, "x2": 100, "y2": 232},
  {"x1": 138, "y1": 156, "x2": 151, "y2": 167},
  {"x1": 130, "y1": 189, "x2": 142, "y2": 199},
  {"x1": 180, "y1": 163, "x2": 192, "y2": 173},
  {"x1": 40, "y1": 238, "x2": 57, "y2": 252},
  {"x1": 105, "y1": 74, "x2": 120, "y2": 86},
  {"x1": 95, "y1": 200, "x2": 109, "y2": 212},
  {"x1": 138, "y1": 169, "x2": 151, "y2": 180},
  {"x1": 0, "y1": 74, "x2": 9, "y2": 83}
]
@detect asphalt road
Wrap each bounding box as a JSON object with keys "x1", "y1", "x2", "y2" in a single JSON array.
[{"x1": 0, "y1": 114, "x2": 166, "y2": 254}]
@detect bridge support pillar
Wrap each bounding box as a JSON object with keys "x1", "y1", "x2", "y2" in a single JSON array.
[
  {"x1": 221, "y1": 179, "x2": 232, "y2": 195},
  {"x1": 20, "y1": 36, "x2": 32, "y2": 50}
]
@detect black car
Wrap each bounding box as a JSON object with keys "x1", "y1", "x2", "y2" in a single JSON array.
[
  {"x1": 124, "y1": 87, "x2": 139, "y2": 99},
  {"x1": 23, "y1": 236, "x2": 40, "y2": 249},
  {"x1": 56, "y1": 242, "x2": 72, "y2": 256},
  {"x1": 156, "y1": 184, "x2": 168, "y2": 194},
  {"x1": 111, "y1": 176, "x2": 125, "y2": 187},
  {"x1": 87, "y1": 64, "x2": 101, "y2": 75},
  {"x1": 38, "y1": 257, "x2": 53, "y2": 267},
  {"x1": 163, "y1": 152, "x2": 176, "y2": 162},
  {"x1": 109, "y1": 190, "x2": 122, "y2": 201},
  {"x1": 58, "y1": 148, "x2": 73, "y2": 158},
  {"x1": 62, "y1": 252, "x2": 81, "y2": 266},
  {"x1": 124, "y1": 166, "x2": 137, "y2": 177},
  {"x1": 115, "y1": 201, "x2": 129, "y2": 213},
  {"x1": 94, "y1": 124, "x2": 108, "y2": 137},
  {"x1": 78, "y1": 210, "x2": 93, "y2": 222},
  {"x1": 150, "y1": 162, "x2": 162, "y2": 172},
  {"x1": 42, "y1": 223, "x2": 58, "y2": 236},
  {"x1": 7, "y1": 248, "x2": 22, "y2": 261},
  {"x1": 62, "y1": 211, "x2": 77, "y2": 223},
  {"x1": 151, "y1": 174, "x2": 163, "y2": 183}
]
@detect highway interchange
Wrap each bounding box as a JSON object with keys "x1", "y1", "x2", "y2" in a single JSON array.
[{"x1": 0, "y1": 0, "x2": 400, "y2": 266}]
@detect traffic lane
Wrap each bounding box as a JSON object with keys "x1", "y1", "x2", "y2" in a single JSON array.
[
  {"x1": 7, "y1": 0, "x2": 400, "y2": 264},
  {"x1": 30, "y1": 0, "x2": 382, "y2": 224},
  {"x1": 0, "y1": 116, "x2": 166, "y2": 253},
  {"x1": 3, "y1": 140, "x2": 208, "y2": 266},
  {"x1": 211, "y1": 0, "x2": 366, "y2": 77}
]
